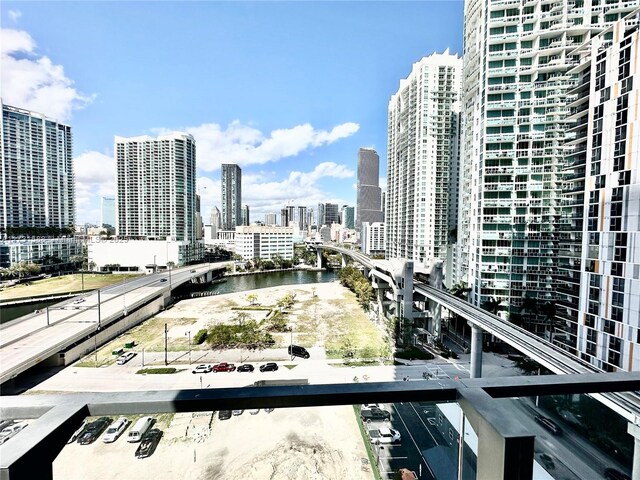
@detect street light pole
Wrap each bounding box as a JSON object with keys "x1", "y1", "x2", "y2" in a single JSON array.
[
  {"x1": 164, "y1": 323, "x2": 168, "y2": 366},
  {"x1": 46, "y1": 306, "x2": 50, "y2": 327},
  {"x1": 186, "y1": 331, "x2": 191, "y2": 364}
]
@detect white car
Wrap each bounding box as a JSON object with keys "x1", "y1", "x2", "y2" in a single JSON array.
[
  {"x1": 102, "y1": 417, "x2": 129, "y2": 443},
  {"x1": 116, "y1": 352, "x2": 136, "y2": 365},
  {"x1": 370, "y1": 427, "x2": 401, "y2": 445},
  {"x1": 361, "y1": 403, "x2": 382, "y2": 412},
  {"x1": 248, "y1": 409, "x2": 260, "y2": 415},
  {"x1": 232, "y1": 410, "x2": 244, "y2": 416},
  {"x1": 192, "y1": 364, "x2": 212, "y2": 374},
  {"x1": 0, "y1": 423, "x2": 27, "y2": 445}
]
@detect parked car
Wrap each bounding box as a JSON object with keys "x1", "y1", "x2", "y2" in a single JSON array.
[
  {"x1": 287, "y1": 345, "x2": 310, "y2": 359},
  {"x1": 218, "y1": 410, "x2": 232, "y2": 421},
  {"x1": 102, "y1": 417, "x2": 129, "y2": 443},
  {"x1": 135, "y1": 428, "x2": 163, "y2": 459},
  {"x1": 212, "y1": 362, "x2": 236, "y2": 372},
  {"x1": 192, "y1": 364, "x2": 213, "y2": 374},
  {"x1": 116, "y1": 352, "x2": 136, "y2": 365},
  {"x1": 248, "y1": 409, "x2": 260, "y2": 415},
  {"x1": 232, "y1": 410, "x2": 244, "y2": 416},
  {"x1": 67, "y1": 420, "x2": 87, "y2": 444},
  {"x1": 369, "y1": 427, "x2": 401, "y2": 445},
  {"x1": 361, "y1": 407, "x2": 391, "y2": 423},
  {"x1": 160, "y1": 278, "x2": 167, "y2": 282},
  {"x1": 77, "y1": 417, "x2": 111, "y2": 445},
  {"x1": 237, "y1": 364, "x2": 254, "y2": 373},
  {"x1": 263, "y1": 408, "x2": 274, "y2": 414},
  {"x1": 361, "y1": 403, "x2": 381, "y2": 412},
  {"x1": 259, "y1": 362, "x2": 278, "y2": 372},
  {"x1": 0, "y1": 423, "x2": 27, "y2": 445},
  {"x1": 604, "y1": 468, "x2": 632, "y2": 480}
]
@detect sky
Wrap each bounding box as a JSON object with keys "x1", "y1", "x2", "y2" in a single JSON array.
[{"x1": 0, "y1": 1, "x2": 463, "y2": 225}]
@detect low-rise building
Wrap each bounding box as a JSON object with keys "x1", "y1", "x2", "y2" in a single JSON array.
[
  {"x1": 0, "y1": 238, "x2": 84, "y2": 269},
  {"x1": 88, "y1": 239, "x2": 204, "y2": 272},
  {"x1": 234, "y1": 225, "x2": 293, "y2": 260}
]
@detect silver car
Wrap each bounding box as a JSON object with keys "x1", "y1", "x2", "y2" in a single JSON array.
[{"x1": 102, "y1": 417, "x2": 129, "y2": 443}]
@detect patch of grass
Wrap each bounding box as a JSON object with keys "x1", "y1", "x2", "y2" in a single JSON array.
[
  {"x1": 136, "y1": 367, "x2": 177, "y2": 374},
  {"x1": 153, "y1": 413, "x2": 175, "y2": 428},
  {"x1": 231, "y1": 306, "x2": 273, "y2": 311},
  {"x1": 113, "y1": 316, "x2": 197, "y2": 352},
  {"x1": 395, "y1": 346, "x2": 435, "y2": 361},
  {"x1": 352, "y1": 405, "x2": 382, "y2": 480},
  {"x1": 0, "y1": 273, "x2": 142, "y2": 300},
  {"x1": 283, "y1": 364, "x2": 297, "y2": 370}
]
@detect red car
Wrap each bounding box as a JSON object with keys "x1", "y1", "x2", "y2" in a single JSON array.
[{"x1": 212, "y1": 362, "x2": 236, "y2": 372}]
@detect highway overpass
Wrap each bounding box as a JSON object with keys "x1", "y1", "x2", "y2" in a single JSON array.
[{"x1": 0, "y1": 263, "x2": 226, "y2": 386}]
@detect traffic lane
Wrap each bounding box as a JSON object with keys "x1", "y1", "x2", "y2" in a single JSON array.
[{"x1": 387, "y1": 402, "x2": 440, "y2": 480}]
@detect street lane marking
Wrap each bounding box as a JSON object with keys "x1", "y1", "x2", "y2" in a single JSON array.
[
  {"x1": 409, "y1": 403, "x2": 440, "y2": 446},
  {"x1": 394, "y1": 405, "x2": 437, "y2": 479}
]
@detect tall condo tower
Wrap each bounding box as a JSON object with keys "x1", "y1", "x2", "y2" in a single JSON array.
[
  {"x1": 1, "y1": 103, "x2": 75, "y2": 229},
  {"x1": 221, "y1": 164, "x2": 242, "y2": 230},
  {"x1": 115, "y1": 133, "x2": 196, "y2": 241},
  {"x1": 459, "y1": 0, "x2": 639, "y2": 322},
  {"x1": 386, "y1": 51, "x2": 462, "y2": 265},
  {"x1": 101, "y1": 197, "x2": 115, "y2": 228},
  {"x1": 356, "y1": 148, "x2": 383, "y2": 230}
]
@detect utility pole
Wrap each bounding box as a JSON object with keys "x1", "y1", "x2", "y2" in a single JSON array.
[
  {"x1": 97, "y1": 290, "x2": 102, "y2": 329},
  {"x1": 164, "y1": 323, "x2": 168, "y2": 366},
  {"x1": 46, "y1": 306, "x2": 50, "y2": 327}
]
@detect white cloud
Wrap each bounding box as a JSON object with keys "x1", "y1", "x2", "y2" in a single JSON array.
[
  {"x1": 1, "y1": 28, "x2": 94, "y2": 122},
  {"x1": 379, "y1": 176, "x2": 387, "y2": 191},
  {"x1": 198, "y1": 161, "x2": 355, "y2": 221},
  {"x1": 74, "y1": 151, "x2": 115, "y2": 223},
  {"x1": 8, "y1": 10, "x2": 22, "y2": 22},
  {"x1": 156, "y1": 120, "x2": 359, "y2": 172}
]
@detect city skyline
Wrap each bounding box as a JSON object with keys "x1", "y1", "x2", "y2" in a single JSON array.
[{"x1": 0, "y1": 2, "x2": 464, "y2": 223}]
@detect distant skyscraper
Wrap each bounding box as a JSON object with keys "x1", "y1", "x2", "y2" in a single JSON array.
[
  {"x1": 307, "y1": 208, "x2": 315, "y2": 228},
  {"x1": 341, "y1": 205, "x2": 354, "y2": 229},
  {"x1": 381, "y1": 191, "x2": 386, "y2": 222},
  {"x1": 115, "y1": 133, "x2": 196, "y2": 241},
  {"x1": 241, "y1": 204, "x2": 250, "y2": 226},
  {"x1": 386, "y1": 51, "x2": 461, "y2": 265},
  {"x1": 221, "y1": 164, "x2": 242, "y2": 230},
  {"x1": 298, "y1": 206, "x2": 308, "y2": 230},
  {"x1": 101, "y1": 197, "x2": 115, "y2": 228},
  {"x1": 1, "y1": 103, "x2": 75, "y2": 229},
  {"x1": 210, "y1": 206, "x2": 222, "y2": 229},
  {"x1": 286, "y1": 205, "x2": 296, "y2": 226},
  {"x1": 317, "y1": 203, "x2": 325, "y2": 227},
  {"x1": 324, "y1": 203, "x2": 340, "y2": 225},
  {"x1": 356, "y1": 148, "x2": 383, "y2": 230},
  {"x1": 280, "y1": 207, "x2": 289, "y2": 227},
  {"x1": 264, "y1": 212, "x2": 277, "y2": 226},
  {"x1": 195, "y1": 194, "x2": 203, "y2": 240}
]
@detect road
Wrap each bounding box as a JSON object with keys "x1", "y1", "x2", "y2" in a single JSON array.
[{"x1": 0, "y1": 264, "x2": 225, "y2": 385}]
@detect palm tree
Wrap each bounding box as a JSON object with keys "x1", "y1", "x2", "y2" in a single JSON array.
[
  {"x1": 449, "y1": 282, "x2": 471, "y2": 300},
  {"x1": 481, "y1": 297, "x2": 507, "y2": 316}
]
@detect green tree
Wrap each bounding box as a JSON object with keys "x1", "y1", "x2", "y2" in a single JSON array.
[
  {"x1": 481, "y1": 297, "x2": 507, "y2": 315},
  {"x1": 246, "y1": 293, "x2": 258, "y2": 306}
]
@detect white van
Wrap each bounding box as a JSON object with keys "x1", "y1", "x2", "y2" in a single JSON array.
[{"x1": 127, "y1": 416, "x2": 153, "y2": 443}]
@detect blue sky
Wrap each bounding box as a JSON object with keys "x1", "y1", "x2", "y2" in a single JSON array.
[{"x1": 1, "y1": 1, "x2": 463, "y2": 224}]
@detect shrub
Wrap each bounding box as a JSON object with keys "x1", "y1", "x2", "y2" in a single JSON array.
[
  {"x1": 136, "y1": 368, "x2": 177, "y2": 374},
  {"x1": 193, "y1": 329, "x2": 208, "y2": 345},
  {"x1": 394, "y1": 346, "x2": 434, "y2": 361}
]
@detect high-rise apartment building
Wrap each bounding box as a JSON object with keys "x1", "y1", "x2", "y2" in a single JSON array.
[
  {"x1": 264, "y1": 212, "x2": 277, "y2": 226},
  {"x1": 101, "y1": 197, "x2": 115, "y2": 228},
  {"x1": 115, "y1": 133, "x2": 196, "y2": 241},
  {"x1": 317, "y1": 203, "x2": 325, "y2": 227},
  {"x1": 386, "y1": 51, "x2": 462, "y2": 266},
  {"x1": 557, "y1": 13, "x2": 640, "y2": 371},
  {"x1": 221, "y1": 164, "x2": 242, "y2": 230},
  {"x1": 210, "y1": 206, "x2": 222, "y2": 229},
  {"x1": 459, "y1": 0, "x2": 638, "y2": 320},
  {"x1": 356, "y1": 148, "x2": 383, "y2": 230},
  {"x1": 280, "y1": 207, "x2": 289, "y2": 227},
  {"x1": 1, "y1": 103, "x2": 75, "y2": 230},
  {"x1": 307, "y1": 207, "x2": 315, "y2": 228},
  {"x1": 341, "y1": 205, "x2": 355, "y2": 229},
  {"x1": 361, "y1": 222, "x2": 385, "y2": 255},
  {"x1": 241, "y1": 204, "x2": 250, "y2": 226}
]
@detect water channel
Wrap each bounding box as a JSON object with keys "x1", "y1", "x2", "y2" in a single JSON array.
[{"x1": 1, "y1": 269, "x2": 337, "y2": 323}]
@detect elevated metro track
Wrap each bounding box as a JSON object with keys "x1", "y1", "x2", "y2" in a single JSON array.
[{"x1": 317, "y1": 245, "x2": 640, "y2": 422}]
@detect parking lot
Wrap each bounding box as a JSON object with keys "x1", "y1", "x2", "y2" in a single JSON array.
[{"x1": 53, "y1": 405, "x2": 372, "y2": 480}]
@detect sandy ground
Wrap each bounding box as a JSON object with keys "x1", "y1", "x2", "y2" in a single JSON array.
[
  {"x1": 50, "y1": 282, "x2": 374, "y2": 480},
  {"x1": 54, "y1": 406, "x2": 371, "y2": 480}
]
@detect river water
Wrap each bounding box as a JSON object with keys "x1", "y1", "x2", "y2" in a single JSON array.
[{"x1": 1, "y1": 269, "x2": 336, "y2": 323}]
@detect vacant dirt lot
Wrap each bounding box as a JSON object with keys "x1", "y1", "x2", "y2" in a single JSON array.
[{"x1": 54, "y1": 406, "x2": 372, "y2": 480}]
